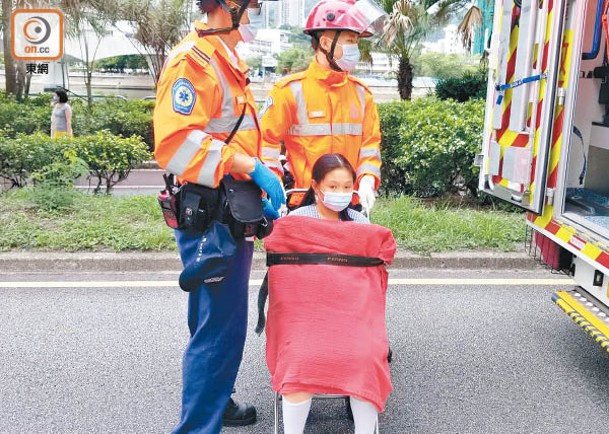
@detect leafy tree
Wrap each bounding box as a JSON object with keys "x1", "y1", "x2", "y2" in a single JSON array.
[
  {"x1": 285, "y1": 26, "x2": 311, "y2": 49},
  {"x1": 0, "y1": 0, "x2": 119, "y2": 102},
  {"x1": 120, "y1": 0, "x2": 191, "y2": 84},
  {"x1": 96, "y1": 55, "x2": 149, "y2": 73},
  {"x1": 275, "y1": 47, "x2": 313, "y2": 74},
  {"x1": 1, "y1": 0, "x2": 39, "y2": 99},
  {"x1": 1, "y1": 0, "x2": 16, "y2": 97},
  {"x1": 59, "y1": 0, "x2": 118, "y2": 109},
  {"x1": 378, "y1": 0, "x2": 467, "y2": 100},
  {"x1": 413, "y1": 52, "x2": 479, "y2": 79},
  {"x1": 246, "y1": 56, "x2": 263, "y2": 71}
]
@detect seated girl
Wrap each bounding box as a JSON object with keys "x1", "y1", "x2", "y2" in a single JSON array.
[
  {"x1": 277, "y1": 153, "x2": 382, "y2": 433},
  {"x1": 288, "y1": 153, "x2": 369, "y2": 224}
]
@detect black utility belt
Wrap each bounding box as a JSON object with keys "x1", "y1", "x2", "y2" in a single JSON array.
[{"x1": 158, "y1": 175, "x2": 272, "y2": 239}]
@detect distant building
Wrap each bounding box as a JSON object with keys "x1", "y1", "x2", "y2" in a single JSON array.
[
  {"x1": 357, "y1": 52, "x2": 395, "y2": 76},
  {"x1": 237, "y1": 29, "x2": 293, "y2": 58},
  {"x1": 422, "y1": 24, "x2": 467, "y2": 55},
  {"x1": 277, "y1": 0, "x2": 306, "y2": 27}
]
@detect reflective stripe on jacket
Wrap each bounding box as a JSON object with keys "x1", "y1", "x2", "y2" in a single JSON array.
[
  {"x1": 154, "y1": 22, "x2": 261, "y2": 188},
  {"x1": 259, "y1": 59, "x2": 382, "y2": 198}
]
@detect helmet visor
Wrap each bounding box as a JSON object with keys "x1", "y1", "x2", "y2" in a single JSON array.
[{"x1": 335, "y1": 0, "x2": 388, "y2": 36}]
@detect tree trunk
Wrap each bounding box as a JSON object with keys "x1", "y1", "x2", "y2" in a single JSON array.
[
  {"x1": 86, "y1": 70, "x2": 93, "y2": 110},
  {"x1": 397, "y1": 56, "x2": 414, "y2": 101},
  {"x1": 15, "y1": 61, "x2": 26, "y2": 101},
  {"x1": 2, "y1": 0, "x2": 16, "y2": 96},
  {"x1": 24, "y1": 68, "x2": 32, "y2": 96}
]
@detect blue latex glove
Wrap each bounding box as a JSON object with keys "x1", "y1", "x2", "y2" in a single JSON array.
[
  {"x1": 262, "y1": 197, "x2": 280, "y2": 219},
  {"x1": 249, "y1": 158, "x2": 286, "y2": 212}
]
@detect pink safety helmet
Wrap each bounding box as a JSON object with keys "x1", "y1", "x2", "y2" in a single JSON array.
[{"x1": 304, "y1": 0, "x2": 387, "y2": 38}]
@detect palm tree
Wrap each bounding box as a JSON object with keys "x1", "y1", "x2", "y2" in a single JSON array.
[
  {"x1": 377, "y1": 0, "x2": 466, "y2": 100},
  {"x1": 456, "y1": 0, "x2": 493, "y2": 67},
  {"x1": 457, "y1": 5, "x2": 483, "y2": 52}
]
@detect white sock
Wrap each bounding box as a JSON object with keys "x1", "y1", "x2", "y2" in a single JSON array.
[
  {"x1": 282, "y1": 396, "x2": 312, "y2": 434},
  {"x1": 350, "y1": 396, "x2": 379, "y2": 434}
]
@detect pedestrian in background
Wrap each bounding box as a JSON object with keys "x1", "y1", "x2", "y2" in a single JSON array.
[{"x1": 50, "y1": 88, "x2": 73, "y2": 138}]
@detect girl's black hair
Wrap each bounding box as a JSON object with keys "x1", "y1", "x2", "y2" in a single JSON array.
[
  {"x1": 300, "y1": 153, "x2": 356, "y2": 221},
  {"x1": 55, "y1": 89, "x2": 68, "y2": 103}
]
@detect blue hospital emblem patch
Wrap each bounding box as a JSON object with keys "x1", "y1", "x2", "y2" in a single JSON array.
[
  {"x1": 258, "y1": 96, "x2": 273, "y2": 118},
  {"x1": 172, "y1": 78, "x2": 196, "y2": 115}
]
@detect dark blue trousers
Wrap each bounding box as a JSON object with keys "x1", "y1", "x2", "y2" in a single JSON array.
[{"x1": 172, "y1": 228, "x2": 254, "y2": 434}]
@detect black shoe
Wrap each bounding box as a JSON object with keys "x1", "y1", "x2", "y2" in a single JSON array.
[{"x1": 222, "y1": 397, "x2": 257, "y2": 427}]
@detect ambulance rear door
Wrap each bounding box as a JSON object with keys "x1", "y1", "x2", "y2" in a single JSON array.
[{"x1": 477, "y1": 0, "x2": 567, "y2": 214}]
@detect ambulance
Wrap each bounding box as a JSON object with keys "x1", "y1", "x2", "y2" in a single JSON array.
[{"x1": 477, "y1": 0, "x2": 609, "y2": 351}]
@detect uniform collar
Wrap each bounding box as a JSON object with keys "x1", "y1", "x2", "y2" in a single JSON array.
[
  {"x1": 194, "y1": 21, "x2": 250, "y2": 77},
  {"x1": 306, "y1": 57, "x2": 349, "y2": 87}
]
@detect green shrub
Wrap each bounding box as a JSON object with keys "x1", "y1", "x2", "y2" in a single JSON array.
[
  {"x1": 31, "y1": 148, "x2": 89, "y2": 188},
  {"x1": 75, "y1": 99, "x2": 155, "y2": 150},
  {"x1": 435, "y1": 70, "x2": 488, "y2": 102},
  {"x1": 0, "y1": 132, "x2": 63, "y2": 188},
  {"x1": 377, "y1": 103, "x2": 411, "y2": 196},
  {"x1": 0, "y1": 93, "x2": 52, "y2": 136},
  {"x1": 0, "y1": 93, "x2": 154, "y2": 151},
  {"x1": 0, "y1": 130, "x2": 151, "y2": 193},
  {"x1": 69, "y1": 130, "x2": 152, "y2": 194},
  {"x1": 378, "y1": 97, "x2": 485, "y2": 197}
]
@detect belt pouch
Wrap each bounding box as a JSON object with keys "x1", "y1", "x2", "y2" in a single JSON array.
[
  {"x1": 179, "y1": 183, "x2": 219, "y2": 231},
  {"x1": 220, "y1": 177, "x2": 267, "y2": 238}
]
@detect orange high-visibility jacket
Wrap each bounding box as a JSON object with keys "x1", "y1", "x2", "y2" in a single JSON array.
[
  {"x1": 259, "y1": 59, "x2": 382, "y2": 198},
  {"x1": 154, "y1": 22, "x2": 261, "y2": 188}
]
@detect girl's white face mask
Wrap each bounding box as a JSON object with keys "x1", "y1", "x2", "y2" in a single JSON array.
[{"x1": 321, "y1": 190, "x2": 353, "y2": 212}]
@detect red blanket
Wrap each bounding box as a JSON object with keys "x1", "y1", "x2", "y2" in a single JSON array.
[{"x1": 263, "y1": 216, "x2": 396, "y2": 411}]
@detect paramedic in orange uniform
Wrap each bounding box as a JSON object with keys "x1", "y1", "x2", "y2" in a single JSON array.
[
  {"x1": 153, "y1": 1, "x2": 283, "y2": 432},
  {"x1": 259, "y1": 0, "x2": 387, "y2": 214}
]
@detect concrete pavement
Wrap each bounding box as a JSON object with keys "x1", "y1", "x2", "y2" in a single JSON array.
[
  {"x1": 2, "y1": 269, "x2": 608, "y2": 434},
  {"x1": 0, "y1": 250, "x2": 538, "y2": 273}
]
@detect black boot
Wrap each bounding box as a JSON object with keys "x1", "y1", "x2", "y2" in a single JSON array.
[{"x1": 222, "y1": 397, "x2": 257, "y2": 427}]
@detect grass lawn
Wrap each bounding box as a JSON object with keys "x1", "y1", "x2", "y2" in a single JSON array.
[{"x1": 0, "y1": 189, "x2": 527, "y2": 254}]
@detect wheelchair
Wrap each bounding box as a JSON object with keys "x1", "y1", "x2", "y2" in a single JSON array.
[{"x1": 266, "y1": 188, "x2": 384, "y2": 434}]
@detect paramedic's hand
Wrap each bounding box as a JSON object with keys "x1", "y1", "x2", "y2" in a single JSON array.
[
  {"x1": 262, "y1": 197, "x2": 280, "y2": 219},
  {"x1": 250, "y1": 158, "x2": 286, "y2": 212},
  {"x1": 358, "y1": 175, "x2": 377, "y2": 216}
]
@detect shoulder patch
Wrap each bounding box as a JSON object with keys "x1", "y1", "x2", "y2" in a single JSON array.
[
  {"x1": 184, "y1": 40, "x2": 215, "y2": 68},
  {"x1": 189, "y1": 45, "x2": 212, "y2": 64},
  {"x1": 172, "y1": 78, "x2": 196, "y2": 115},
  {"x1": 275, "y1": 71, "x2": 307, "y2": 88},
  {"x1": 258, "y1": 96, "x2": 273, "y2": 118}
]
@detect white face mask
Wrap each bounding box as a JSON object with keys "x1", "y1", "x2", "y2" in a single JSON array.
[
  {"x1": 335, "y1": 43, "x2": 361, "y2": 72},
  {"x1": 239, "y1": 8, "x2": 263, "y2": 43},
  {"x1": 321, "y1": 190, "x2": 352, "y2": 212}
]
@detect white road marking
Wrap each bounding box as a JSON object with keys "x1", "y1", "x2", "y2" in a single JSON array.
[{"x1": 0, "y1": 278, "x2": 576, "y2": 288}]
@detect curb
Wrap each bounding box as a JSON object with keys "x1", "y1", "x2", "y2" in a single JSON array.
[{"x1": 0, "y1": 250, "x2": 537, "y2": 273}]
